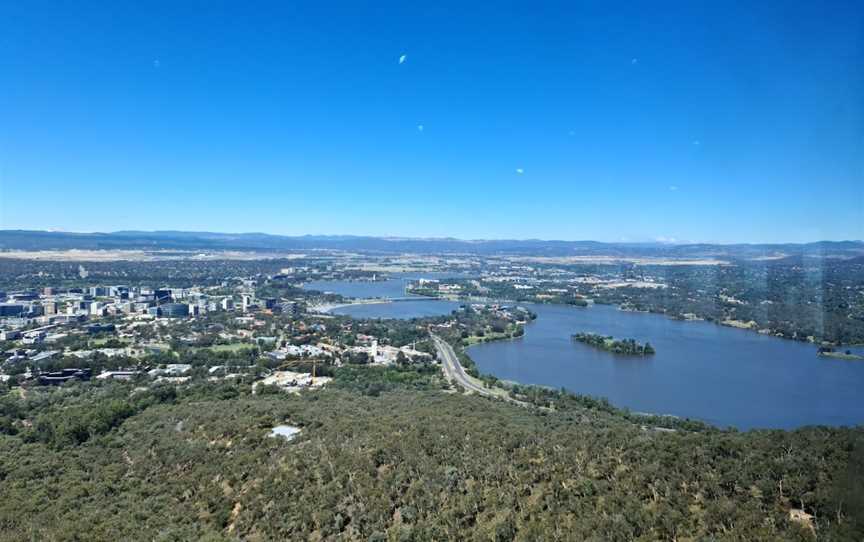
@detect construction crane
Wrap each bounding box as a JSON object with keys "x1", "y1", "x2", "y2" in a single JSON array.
[{"x1": 275, "y1": 358, "x2": 318, "y2": 385}]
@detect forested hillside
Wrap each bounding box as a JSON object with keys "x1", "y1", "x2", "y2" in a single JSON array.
[{"x1": 1, "y1": 369, "x2": 862, "y2": 541}]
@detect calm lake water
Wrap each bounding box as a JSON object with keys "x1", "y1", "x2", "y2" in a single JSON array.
[
  {"x1": 332, "y1": 299, "x2": 465, "y2": 319},
  {"x1": 303, "y1": 274, "x2": 467, "y2": 318},
  {"x1": 303, "y1": 280, "x2": 864, "y2": 430},
  {"x1": 303, "y1": 278, "x2": 414, "y2": 299},
  {"x1": 304, "y1": 272, "x2": 470, "y2": 300},
  {"x1": 469, "y1": 303, "x2": 864, "y2": 430}
]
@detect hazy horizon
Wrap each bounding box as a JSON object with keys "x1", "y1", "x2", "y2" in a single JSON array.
[{"x1": 2, "y1": 228, "x2": 862, "y2": 246}]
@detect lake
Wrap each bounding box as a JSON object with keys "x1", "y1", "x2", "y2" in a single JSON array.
[
  {"x1": 332, "y1": 299, "x2": 465, "y2": 319},
  {"x1": 469, "y1": 303, "x2": 864, "y2": 430},
  {"x1": 303, "y1": 272, "x2": 472, "y2": 299},
  {"x1": 303, "y1": 280, "x2": 864, "y2": 430},
  {"x1": 303, "y1": 278, "x2": 414, "y2": 300},
  {"x1": 303, "y1": 274, "x2": 467, "y2": 318}
]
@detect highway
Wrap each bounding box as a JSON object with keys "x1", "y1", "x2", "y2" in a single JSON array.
[{"x1": 431, "y1": 334, "x2": 510, "y2": 399}]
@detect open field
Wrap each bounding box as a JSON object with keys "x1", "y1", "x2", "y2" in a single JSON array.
[
  {"x1": 208, "y1": 343, "x2": 256, "y2": 353},
  {"x1": 90, "y1": 337, "x2": 130, "y2": 347},
  {"x1": 509, "y1": 255, "x2": 730, "y2": 266}
]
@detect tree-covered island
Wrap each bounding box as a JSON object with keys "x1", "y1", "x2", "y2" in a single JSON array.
[{"x1": 572, "y1": 332, "x2": 656, "y2": 355}]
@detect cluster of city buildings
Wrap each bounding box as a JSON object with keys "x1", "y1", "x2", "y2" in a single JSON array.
[
  {"x1": 0, "y1": 275, "x2": 447, "y2": 394},
  {"x1": 0, "y1": 285, "x2": 300, "y2": 340}
]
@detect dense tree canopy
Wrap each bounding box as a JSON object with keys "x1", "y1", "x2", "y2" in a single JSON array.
[{"x1": 1, "y1": 369, "x2": 862, "y2": 540}]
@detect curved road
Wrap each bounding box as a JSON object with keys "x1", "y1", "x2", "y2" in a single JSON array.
[
  {"x1": 431, "y1": 335, "x2": 675, "y2": 424},
  {"x1": 431, "y1": 334, "x2": 522, "y2": 404}
]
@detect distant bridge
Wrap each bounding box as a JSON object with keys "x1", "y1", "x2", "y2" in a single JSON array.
[{"x1": 344, "y1": 296, "x2": 442, "y2": 304}]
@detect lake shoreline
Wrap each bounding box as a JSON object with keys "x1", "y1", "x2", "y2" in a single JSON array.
[
  {"x1": 309, "y1": 279, "x2": 856, "y2": 349},
  {"x1": 818, "y1": 351, "x2": 864, "y2": 361},
  {"x1": 305, "y1": 279, "x2": 864, "y2": 429},
  {"x1": 465, "y1": 302, "x2": 864, "y2": 430},
  {"x1": 409, "y1": 291, "x2": 861, "y2": 348}
]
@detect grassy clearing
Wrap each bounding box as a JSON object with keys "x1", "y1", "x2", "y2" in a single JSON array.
[
  {"x1": 208, "y1": 343, "x2": 255, "y2": 353},
  {"x1": 90, "y1": 337, "x2": 129, "y2": 347}
]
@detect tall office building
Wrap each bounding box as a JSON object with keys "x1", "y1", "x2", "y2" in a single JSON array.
[
  {"x1": 0, "y1": 304, "x2": 26, "y2": 317},
  {"x1": 154, "y1": 289, "x2": 173, "y2": 304},
  {"x1": 89, "y1": 286, "x2": 109, "y2": 297},
  {"x1": 160, "y1": 303, "x2": 190, "y2": 318}
]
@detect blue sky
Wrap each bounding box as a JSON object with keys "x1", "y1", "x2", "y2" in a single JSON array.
[{"x1": 1, "y1": 1, "x2": 862, "y2": 243}]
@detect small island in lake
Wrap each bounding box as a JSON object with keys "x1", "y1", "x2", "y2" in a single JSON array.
[
  {"x1": 817, "y1": 347, "x2": 864, "y2": 361},
  {"x1": 572, "y1": 332, "x2": 656, "y2": 356}
]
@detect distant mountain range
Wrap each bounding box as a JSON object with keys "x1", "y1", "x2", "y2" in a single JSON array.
[{"x1": 0, "y1": 230, "x2": 862, "y2": 259}]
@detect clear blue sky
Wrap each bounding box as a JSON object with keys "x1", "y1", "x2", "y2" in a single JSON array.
[{"x1": 1, "y1": 1, "x2": 862, "y2": 243}]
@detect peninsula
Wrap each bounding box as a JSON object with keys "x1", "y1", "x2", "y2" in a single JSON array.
[{"x1": 818, "y1": 347, "x2": 864, "y2": 361}]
